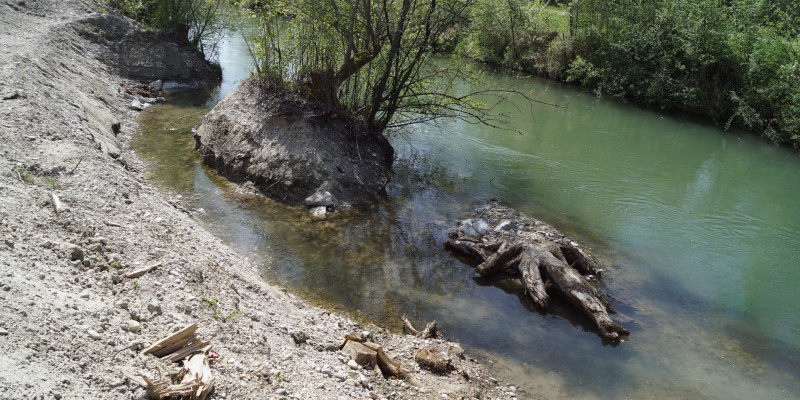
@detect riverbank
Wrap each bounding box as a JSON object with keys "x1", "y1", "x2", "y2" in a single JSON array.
[{"x1": 0, "y1": 1, "x2": 512, "y2": 398}]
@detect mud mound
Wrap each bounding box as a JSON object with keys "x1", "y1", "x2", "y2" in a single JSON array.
[{"x1": 195, "y1": 79, "x2": 394, "y2": 210}]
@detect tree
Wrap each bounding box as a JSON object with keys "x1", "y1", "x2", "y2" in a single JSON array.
[
  {"x1": 111, "y1": 0, "x2": 226, "y2": 58},
  {"x1": 243, "y1": 0, "x2": 527, "y2": 135}
]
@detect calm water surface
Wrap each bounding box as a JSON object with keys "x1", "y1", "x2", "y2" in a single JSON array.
[{"x1": 132, "y1": 34, "x2": 800, "y2": 399}]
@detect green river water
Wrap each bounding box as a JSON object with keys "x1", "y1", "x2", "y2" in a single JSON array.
[{"x1": 132, "y1": 34, "x2": 800, "y2": 399}]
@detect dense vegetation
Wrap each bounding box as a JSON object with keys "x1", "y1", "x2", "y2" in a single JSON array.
[
  {"x1": 453, "y1": 0, "x2": 800, "y2": 148},
  {"x1": 109, "y1": 0, "x2": 799, "y2": 148},
  {"x1": 239, "y1": 0, "x2": 509, "y2": 135},
  {"x1": 108, "y1": 0, "x2": 225, "y2": 58}
]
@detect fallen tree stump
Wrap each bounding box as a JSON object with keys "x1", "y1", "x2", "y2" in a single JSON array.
[{"x1": 444, "y1": 202, "x2": 630, "y2": 342}]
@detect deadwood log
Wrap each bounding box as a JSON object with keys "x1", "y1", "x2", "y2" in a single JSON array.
[
  {"x1": 518, "y1": 247, "x2": 549, "y2": 308},
  {"x1": 536, "y1": 244, "x2": 630, "y2": 341}
]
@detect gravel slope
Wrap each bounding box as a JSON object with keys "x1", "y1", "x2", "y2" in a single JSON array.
[{"x1": 0, "y1": 1, "x2": 514, "y2": 399}]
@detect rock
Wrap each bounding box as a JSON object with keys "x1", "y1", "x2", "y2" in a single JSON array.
[
  {"x1": 41, "y1": 240, "x2": 53, "y2": 248},
  {"x1": 360, "y1": 330, "x2": 371, "y2": 340},
  {"x1": 79, "y1": 291, "x2": 90, "y2": 299},
  {"x1": 126, "y1": 320, "x2": 141, "y2": 333},
  {"x1": 0, "y1": 327, "x2": 9, "y2": 336},
  {"x1": 457, "y1": 220, "x2": 479, "y2": 237},
  {"x1": 128, "y1": 100, "x2": 146, "y2": 111},
  {"x1": 275, "y1": 388, "x2": 287, "y2": 395},
  {"x1": 147, "y1": 301, "x2": 162, "y2": 314},
  {"x1": 4, "y1": 239, "x2": 14, "y2": 249},
  {"x1": 304, "y1": 190, "x2": 333, "y2": 207},
  {"x1": 494, "y1": 219, "x2": 518, "y2": 232},
  {"x1": 290, "y1": 331, "x2": 308, "y2": 344},
  {"x1": 139, "y1": 96, "x2": 159, "y2": 104},
  {"x1": 148, "y1": 80, "x2": 163, "y2": 90},
  {"x1": 309, "y1": 206, "x2": 327, "y2": 221},
  {"x1": 333, "y1": 373, "x2": 346, "y2": 381},
  {"x1": 448, "y1": 343, "x2": 465, "y2": 359},
  {"x1": 473, "y1": 219, "x2": 490, "y2": 235},
  {"x1": 414, "y1": 347, "x2": 452, "y2": 373},
  {"x1": 324, "y1": 342, "x2": 337, "y2": 351},
  {"x1": 369, "y1": 391, "x2": 378, "y2": 399},
  {"x1": 70, "y1": 246, "x2": 85, "y2": 261},
  {"x1": 87, "y1": 330, "x2": 102, "y2": 340},
  {"x1": 114, "y1": 300, "x2": 128, "y2": 309},
  {"x1": 347, "y1": 359, "x2": 359, "y2": 370}
]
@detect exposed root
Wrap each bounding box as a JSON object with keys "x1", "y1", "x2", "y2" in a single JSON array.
[{"x1": 444, "y1": 203, "x2": 629, "y2": 342}]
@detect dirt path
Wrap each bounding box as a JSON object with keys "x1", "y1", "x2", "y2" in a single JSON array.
[{"x1": 0, "y1": 1, "x2": 514, "y2": 399}]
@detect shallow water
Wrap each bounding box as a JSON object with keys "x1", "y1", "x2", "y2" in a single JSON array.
[{"x1": 133, "y1": 34, "x2": 800, "y2": 399}]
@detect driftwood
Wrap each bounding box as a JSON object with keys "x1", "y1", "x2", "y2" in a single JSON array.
[
  {"x1": 339, "y1": 334, "x2": 421, "y2": 386},
  {"x1": 125, "y1": 262, "x2": 163, "y2": 279},
  {"x1": 401, "y1": 314, "x2": 441, "y2": 339},
  {"x1": 445, "y1": 203, "x2": 629, "y2": 342},
  {"x1": 122, "y1": 352, "x2": 214, "y2": 400},
  {"x1": 51, "y1": 192, "x2": 66, "y2": 215},
  {"x1": 124, "y1": 323, "x2": 215, "y2": 399}
]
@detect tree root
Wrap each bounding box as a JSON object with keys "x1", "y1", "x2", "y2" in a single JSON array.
[
  {"x1": 402, "y1": 314, "x2": 441, "y2": 339},
  {"x1": 444, "y1": 203, "x2": 630, "y2": 342}
]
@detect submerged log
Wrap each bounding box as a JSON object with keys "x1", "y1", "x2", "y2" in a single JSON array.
[{"x1": 444, "y1": 203, "x2": 629, "y2": 342}]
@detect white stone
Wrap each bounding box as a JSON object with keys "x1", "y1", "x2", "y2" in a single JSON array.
[{"x1": 309, "y1": 206, "x2": 327, "y2": 221}]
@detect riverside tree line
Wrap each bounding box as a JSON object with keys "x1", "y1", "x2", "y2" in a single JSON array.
[{"x1": 110, "y1": 0, "x2": 800, "y2": 148}]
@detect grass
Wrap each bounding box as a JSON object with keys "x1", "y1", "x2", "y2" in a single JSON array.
[{"x1": 199, "y1": 295, "x2": 242, "y2": 322}]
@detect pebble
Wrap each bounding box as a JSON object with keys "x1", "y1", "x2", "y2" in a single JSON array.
[
  {"x1": 0, "y1": 327, "x2": 9, "y2": 336},
  {"x1": 369, "y1": 391, "x2": 378, "y2": 399},
  {"x1": 147, "y1": 301, "x2": 162, "y2": 314},
  {"x1": 70, "y1": 246, "x2": 85, "y2": 261},
  {"x1": 87, "y1": 330, "x2": 102, "y2": 340},
  {"x1": 347, "y1": 359, "x2": 359, "y2": 370},
  {"x1": 320, "y1": 368, "x2": 333, "y2": 376},
  {"x1": 275, "y1": 388, "x2": 287, "y2": 395},
  {"x1": 114, "y1": 300, "x2": 128, "y2": 309},
  {"x1": 333, "y1": 373, "x2": 346, "y2": 381},
  {"x1": 126, "y1": 320, "x2": 141, "y2": 333},
  {"x1": 290, "y1": 331, "x2": 308, "y2": 344},
  {"x1": 79, "y1": 291, "x2": 90, "y2": 299}
]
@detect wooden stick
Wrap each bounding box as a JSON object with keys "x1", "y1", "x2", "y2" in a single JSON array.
[
  {"x1": 51, "y1": 193, "x2": 65, "y2": 216},
  {"x1": 167, "y1": 341, "x2": 212, "y2": 362},
  {"x1": 124, "y1": 262, "x2": 163, "y2": 279},
  {"x1": 142, "y1": 323, "x2": 198, "y2": 355}
]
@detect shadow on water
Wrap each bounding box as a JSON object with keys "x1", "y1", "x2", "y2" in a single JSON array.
[{"x1": 131, "y1": 33, "x2": 800, "y2": 400}]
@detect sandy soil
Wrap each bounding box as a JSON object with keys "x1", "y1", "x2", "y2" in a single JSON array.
[{"x1": 0, "y1": 1, "x2": 516, "y2": 399}]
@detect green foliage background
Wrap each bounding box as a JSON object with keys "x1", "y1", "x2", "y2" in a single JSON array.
[{"x1": 455, "y1": 0, "x2": 800, "y2": 148}]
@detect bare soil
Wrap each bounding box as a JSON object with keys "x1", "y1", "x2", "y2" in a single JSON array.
[{"x1": 0, "y1": 1, "x2": 515, "y2": 399}]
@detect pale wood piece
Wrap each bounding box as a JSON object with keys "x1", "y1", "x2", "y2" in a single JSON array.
[
  {"x1": 124, "y1": 262, "x2": 163, "y2": 279},
  {"x1": 142, "y1": 323, "x2": 198, "y2": 356}
]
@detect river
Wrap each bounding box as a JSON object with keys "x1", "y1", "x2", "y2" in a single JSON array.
[{"x1": 132, "y1": 33, "x2": 800, "y2": 399}]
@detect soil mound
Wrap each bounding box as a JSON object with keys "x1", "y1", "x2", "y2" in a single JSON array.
[
  {"x1": 78, "y1": 13, "x2": 220, "y2": 84},
  {"x1": 195, "y1": 79, "x2": 394, "y2": 209}
]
